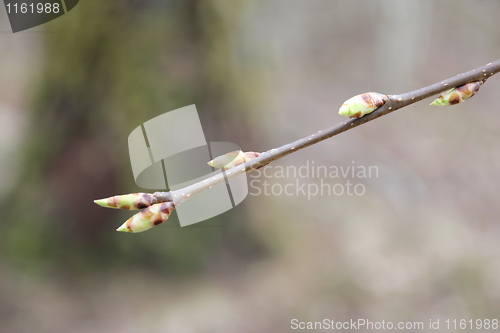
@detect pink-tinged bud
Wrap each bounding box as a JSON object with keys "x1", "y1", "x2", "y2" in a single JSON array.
[
  {"x1": 430, "y1": 81, "x2": 483, "y2": 106},
  {"x1": 93, "y1": 193, "x2": 157, "y2": 210},
  {"x1": 339, "y1": 92, "x2": 388, "y2": 118},
  {"x1": 116, "y1": 202, "x2": 175, "y2": 233},
  {"x1": 207, "y1": 150, "x2": 261, "y2": 170}
]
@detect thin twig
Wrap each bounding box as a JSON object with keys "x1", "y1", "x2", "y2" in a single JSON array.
[{"x1": 148, "y1": 59, "x2": 500, "y2": 206}]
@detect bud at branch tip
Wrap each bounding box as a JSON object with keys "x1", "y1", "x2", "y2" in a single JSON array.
[{"x1": 93, "y1": 193, "x2": 157, "y2": 210}]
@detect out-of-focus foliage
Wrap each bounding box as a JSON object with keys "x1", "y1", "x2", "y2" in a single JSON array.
[{"x1": 0, "y1": 0, "x2": 268, "y2": 275}]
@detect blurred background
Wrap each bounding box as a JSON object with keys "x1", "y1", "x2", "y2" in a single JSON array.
[{"x1": 1, "y1": 0, "x2": 500, "y2": 332}]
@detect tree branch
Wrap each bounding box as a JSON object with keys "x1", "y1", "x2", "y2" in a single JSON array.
[{"x1": 94, "y1": 59, "x2": 500, "y2": 232}]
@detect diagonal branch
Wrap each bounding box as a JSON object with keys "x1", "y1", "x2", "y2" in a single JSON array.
[{"x1": 94, "y1": 59, "x2": 500, "y2": 232}]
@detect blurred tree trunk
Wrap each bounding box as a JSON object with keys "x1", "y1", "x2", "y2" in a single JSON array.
[{"x1": 1, "y1": 0, "x2": 267, "y2": 274}]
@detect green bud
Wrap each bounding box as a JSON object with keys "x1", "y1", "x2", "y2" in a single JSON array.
[
  {"x1": 430, "y1": 81, "x2": 483, "y2": 106},
  {"x1": 116, "y1": 202, "x2": 175, "y2": 233},
  {"x1": 93, "y1": 193, "x2": 157, "y2": 210},
  {"x1": 208, "y1": 150, "x2": 261, "y2": 170},
  {"x1": 339, "y1": 92, "x2": 388, "y2": 118}
]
